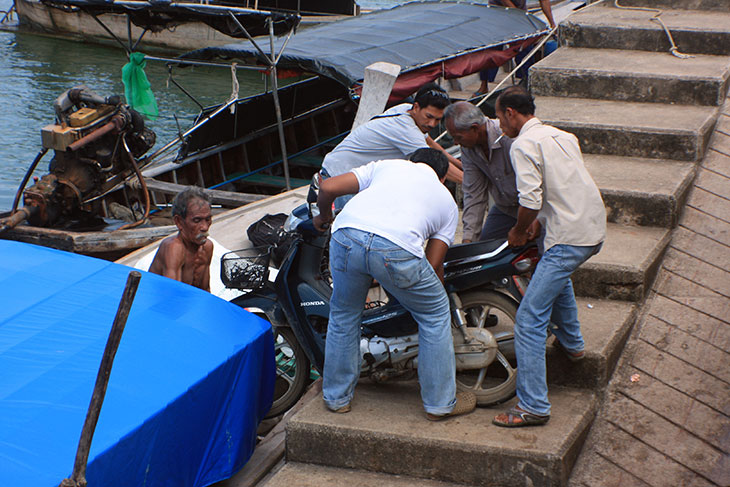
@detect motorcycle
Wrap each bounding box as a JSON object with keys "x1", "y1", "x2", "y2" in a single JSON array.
[{"x1": 224, "y1": 204, "x2": 539, "y2": 417}]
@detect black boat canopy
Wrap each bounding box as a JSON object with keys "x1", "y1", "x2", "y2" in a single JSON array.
[
  {"x1": 181, "y1": 1, "x2": 549, "y2": 90},
  {"x1": 39, "y1": 0, "x2": 301, "y2": 38}
]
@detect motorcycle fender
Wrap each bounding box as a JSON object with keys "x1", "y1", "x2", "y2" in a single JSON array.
[
  {"x1": 229, "y1": 293, "x2": 287, "y2": 327},
  {"x1": 453, "y1": 327, "x2": 498, "y2": 371}
]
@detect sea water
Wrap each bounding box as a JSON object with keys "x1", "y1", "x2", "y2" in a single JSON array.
[{"x1": 0, "y1": 0, "x2": 408, "y2": 210}]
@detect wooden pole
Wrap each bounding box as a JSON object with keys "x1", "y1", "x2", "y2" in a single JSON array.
[{"x1": 59, "y1": 271, "x2": 142, "y2": 487}]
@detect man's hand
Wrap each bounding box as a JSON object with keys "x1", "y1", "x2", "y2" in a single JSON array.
[
  {"x1": 508, "y1": 226, "x2": 529, "y2": 247},
  {"x1": 508, "y1": 206, "x2": 540, "y2": 247},
  {"x1": 313, "y1": 214, "x2": 332, "y2": 233},
  {"x1": 526, "y1": 219, "x2": 541, "y2": 242}
]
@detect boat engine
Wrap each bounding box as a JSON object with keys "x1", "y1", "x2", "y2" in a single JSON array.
[{"x1": 0, "y1": 86, "x2": 155, "y2": 232}]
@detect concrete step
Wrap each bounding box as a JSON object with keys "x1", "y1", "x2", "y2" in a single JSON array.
[
  {"x1": 534, "y1": 96, "x2": 718, "y2": 161},
  {"x1": 263, "y1": 463, "x2": 475, "y2": 487},
  {"x1": 617, "y1": 0, "x2": 729, "y2": 11},
  {"x1": 547, "y1": 298, "x2": 637, "y2": 389},
  {"x1": 530, "y1": 47, "x2": 730, "y2": 106},
  {"x1": 573, "y1": 223, "x2": 671, "y2": 302},
  {"x1": 586, "y1": 154, "x2": 696, "y2": 228},
  {"x1": 285, "y1": 383, "x2": 598, "y2": 487},
  {"x1": 560, "y1": 5, "x2": 730, "y2": 56}
]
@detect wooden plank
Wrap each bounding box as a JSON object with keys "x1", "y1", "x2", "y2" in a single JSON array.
[
  {"x1": 137, "y1": 179, "x2": 267, "y2": 206},
  {"x1": 241, "y1": 173, "x2": 311, "y2": 189}
]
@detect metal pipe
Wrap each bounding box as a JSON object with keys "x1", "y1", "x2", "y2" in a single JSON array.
[
  {"x1": 117, "y1": 136, "x2": 151, "y2": 231},
  {"x1": 11, "y1": 148, "x2": 48, "y2": 213},
  {"x1": 67, "y1": 115, "x2": 126, "y2": 152},
  {"x1": 141, "y1": 97, "x2": 239, "y2": 163},
  {"x1": 268, "y1": 18, "x2": 291, "y2": 191}
]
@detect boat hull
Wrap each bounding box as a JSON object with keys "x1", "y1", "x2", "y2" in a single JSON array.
[{"x1": 15, "y1": 0, "x2": 239, "y2": 51}]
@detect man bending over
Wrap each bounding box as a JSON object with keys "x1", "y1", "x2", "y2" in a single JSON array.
[{"x1": 313, "y1": 148, "x2": 476, "y2": 421}]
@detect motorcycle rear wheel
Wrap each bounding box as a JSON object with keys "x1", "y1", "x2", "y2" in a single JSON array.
[
  {"x1": 454, "y1": 290, "x2": 518, "y2": 406},
  {"x1": 266, "y1": 326, "x2": 311, "y2": 418}
]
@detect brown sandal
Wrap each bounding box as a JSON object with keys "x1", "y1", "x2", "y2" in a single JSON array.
[{"x1": 493, "y1": 406, "x2": 550, "y2": 428}]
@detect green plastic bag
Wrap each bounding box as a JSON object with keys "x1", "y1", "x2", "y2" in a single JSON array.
[{"x1": 122, "y1": 52, "x2": 158, "y2": 121}]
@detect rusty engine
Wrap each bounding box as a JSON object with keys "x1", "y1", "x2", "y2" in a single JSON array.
[{"x1": 0, "y1": 86, "x2": 155, "y2": 233}]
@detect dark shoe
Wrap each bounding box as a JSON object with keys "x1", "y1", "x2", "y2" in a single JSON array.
[
  {"x1": 492, "y1": 405, "x2": 549, "y2": 428},
  {"x1": 553, "y1": 339, "x2": 585, "y2": 362},
  {"x1": 426, "y1": 391, "x2": 477, "y2": 421}
]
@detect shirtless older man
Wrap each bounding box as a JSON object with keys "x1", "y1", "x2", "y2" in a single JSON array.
[{"x1": 149, "y1": 187, "x2": 213, "y2": 291}]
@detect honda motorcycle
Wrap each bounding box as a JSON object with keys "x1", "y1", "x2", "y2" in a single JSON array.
[{"x1": 224, "y1": 204, "x2": 539, "y2": 417}]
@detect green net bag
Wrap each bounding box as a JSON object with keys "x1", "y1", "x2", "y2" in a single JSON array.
[{"x1": 122, "y1": 52, "x2": 158, "y2": 121}]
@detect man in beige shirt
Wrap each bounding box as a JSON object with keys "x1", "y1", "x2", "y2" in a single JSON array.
[{"x1": 491, "y1": 86, "x2": 606, "y2": 428}]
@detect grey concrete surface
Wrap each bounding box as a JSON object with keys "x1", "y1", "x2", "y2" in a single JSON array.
[
  {"x1": 535, "y1": 96, "x2": 718, "y2": 161},
  {"x1": 530, "y1": 48, "x2": 730, "y2": 106},
  {"x1": 285, "y1": 382, "x2": 597, "y2": 487},
  {"x1": 263, "y1": 463, "x2": 477, "y2": 487},
  {"x1": 619, "y1": 0, "x2": 730, "y2": 11},
  {"x1": 561, "y1": 5, "x2": 730, "y2": 55},
  {"x1": 568, "y1": 97, "x2": 730, "y2": 487},
  {"x1": 585, "y1": 154, "x2": 695, "y2": 228},
  {"x1": 573, "y1": 223, "x2": 670, "y2": 301}
]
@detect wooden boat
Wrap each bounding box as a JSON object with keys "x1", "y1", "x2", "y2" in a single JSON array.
[
  {"x1": 12, "y1": 0, "x2": 357, "y2": 52},
  {"x1": 0, "y1": 2, "x2": 549, "y2": 258}
]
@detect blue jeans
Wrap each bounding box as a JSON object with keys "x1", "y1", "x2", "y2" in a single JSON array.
[
  {"x1": 479, "y1": 206, "x2": 517, "y2": 241},
  {"x1": 514, "y1": 242, "x2": 602, "y2": 416},
  {"x1": 323, "y1": 228, "x2": 457, "y2": 415}
]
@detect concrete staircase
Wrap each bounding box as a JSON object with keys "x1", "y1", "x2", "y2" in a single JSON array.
[{"x1": 260, "y1": 2, "x2": 730, "y2": 486}]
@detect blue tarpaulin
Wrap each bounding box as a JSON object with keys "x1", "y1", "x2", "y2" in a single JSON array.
[{"x1": 0, "y1": 240, "x2": 275, "y2": 487}]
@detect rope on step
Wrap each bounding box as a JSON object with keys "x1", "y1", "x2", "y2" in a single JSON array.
[
  {"x1": 433, "y1": 0, "x2": 607, "y2": 144},
  {"x1": 614, "y1": 0, "x2": 693, "y2": 59}
]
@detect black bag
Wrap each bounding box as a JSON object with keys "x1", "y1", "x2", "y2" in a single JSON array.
[{"x1": 246, "y1": 213, "x2": 295, "y2": 267}]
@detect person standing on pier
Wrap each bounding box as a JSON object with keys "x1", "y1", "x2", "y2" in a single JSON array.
[
  {"x1": 149, "y1": 187, "x2": 213, "y2": 292},
  {"x1": 491, "y1": 87, "x2": 605, "y2": 427}
]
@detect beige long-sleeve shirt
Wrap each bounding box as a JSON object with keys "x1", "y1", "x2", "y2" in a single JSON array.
[{"x1": 510, "y1": 118, "x2": 606, "y2": 251}]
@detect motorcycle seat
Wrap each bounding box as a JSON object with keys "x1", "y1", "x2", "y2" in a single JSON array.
[{"x1": 445, "y1": 239, "x2": 506, "y2": 262}]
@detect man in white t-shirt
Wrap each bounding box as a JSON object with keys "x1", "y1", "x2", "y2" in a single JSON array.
[
  {"x1": 313, "y1": 148, "x2": 476, "y2": 421},
  {"x1": 319, "y1": 83, "x2": 463, "y2": 209}
]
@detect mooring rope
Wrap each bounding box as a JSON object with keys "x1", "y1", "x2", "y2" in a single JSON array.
[{"x1": 613, "y1": 0, "x2": 693, "y2": 59}]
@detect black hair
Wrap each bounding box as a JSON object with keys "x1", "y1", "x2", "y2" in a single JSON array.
[
  {"x1": 172, "y1": 186, "x2": 211, "y2": 218},
  {"x1": 413, "y1": 82, "x2": 451, "y2": 110},
  {"x1": 496, "y1": 86, "x2": 535, "y2": 116},
  {"x1": 408, "y1": 148, "x2": 449, "y2": 180}
]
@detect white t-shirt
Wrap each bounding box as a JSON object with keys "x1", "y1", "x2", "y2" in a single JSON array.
[
  {"x1": 321, "y1": 103, "x2": 428, "y2": 176},
  {"x1": 332, "y1": 159, "x2": 458, "y2": 258}
]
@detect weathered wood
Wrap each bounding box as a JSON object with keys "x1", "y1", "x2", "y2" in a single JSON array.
[
  {"x1": 1, "y1": 223, "x2": 177, "y2": 253},
  {"x1": 135, "y1": 178, "x2": 267, "y2": 206},
  {"x1": 59, "y1": 271, "x2": 142, "y2": 487}
]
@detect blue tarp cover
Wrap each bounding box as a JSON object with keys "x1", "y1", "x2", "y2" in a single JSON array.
[{"x1": 0, "y1": 240, "x2": 275, "y2": 487}]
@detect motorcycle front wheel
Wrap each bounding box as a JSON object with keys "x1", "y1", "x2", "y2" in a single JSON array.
[
  {"x1": 454, "y1": 290, "x2": 518, "y2": 406},
  {"x1": 266, "y1": 326, "x2": 311, "y2": 418}
]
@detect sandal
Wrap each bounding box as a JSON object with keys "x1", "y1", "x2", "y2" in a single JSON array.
[
  {"x1": 492, "y1": 406, "x2": 550, "y2": 428},
  {"x1": 553, "y1": 340, "x2": 585, "y2": 362}
]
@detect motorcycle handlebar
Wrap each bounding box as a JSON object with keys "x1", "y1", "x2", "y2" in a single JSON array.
[{"x1": 296, "y1": 218, "x2": 326, "y2": 237}]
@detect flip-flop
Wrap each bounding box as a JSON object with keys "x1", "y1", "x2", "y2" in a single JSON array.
[{"x1": 492, "y1": 406, "x2": 550, "y2": 428}]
